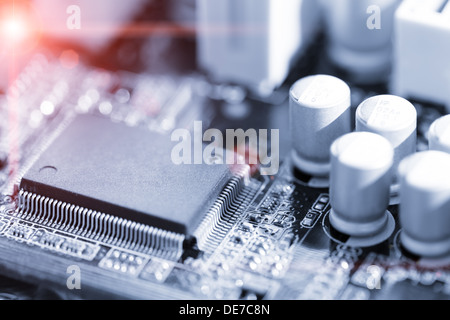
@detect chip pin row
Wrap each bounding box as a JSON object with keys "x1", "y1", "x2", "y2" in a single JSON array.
[
  {"x1": 18, "y1": 189, "x2": 184, "y2": 260},
  {"x1": 194, "y1": 166, "x2": 251, "y2": 253}
]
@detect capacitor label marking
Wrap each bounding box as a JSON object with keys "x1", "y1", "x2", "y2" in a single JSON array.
[
  {"x1": 298, "y1": 76, "x2": 341, "y2": 108},
  {"x1": 367, "y1": 98, "x2": 402, "y2": 129}
]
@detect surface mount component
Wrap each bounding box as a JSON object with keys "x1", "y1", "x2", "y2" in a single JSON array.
[
  {"x1": 18, "y1": 115, "x2": 248, "y2": 257},
  {"x1": 329, "y1": 132, "x2": 394, "y2": 237},
  {"x1": 398, "y1": 151, "x2": 450, "y2": 257},
  {"x1": 289, "y1": 74, "x2": 351, "y2": 176}
]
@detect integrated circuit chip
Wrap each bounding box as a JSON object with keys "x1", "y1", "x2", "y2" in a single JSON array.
[{"x1": 19, "y1": 115, "x2": 248, "y2": 255}]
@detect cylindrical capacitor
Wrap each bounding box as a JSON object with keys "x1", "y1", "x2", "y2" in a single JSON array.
[
  {"x1": 428, "y1": 115, "x2": 450, "y2": 154},
  {"x1": 321, "y1": 0, "x2": 401, "y2": 83},
  {"x1": 356, "y1": 95, "x2": 417, "y2": 180},
  {"x1": 329, "y1": 132, "x2": 394, "y2": 237},
  {"x1": 398, "y1": 151, "x2": 450, "y2": 257},
  {"x1": 290, "y1": 74, "x2": 351, "y2": 176}
]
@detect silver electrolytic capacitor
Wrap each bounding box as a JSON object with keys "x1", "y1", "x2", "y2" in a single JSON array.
[
  {"x1": 356, "y1": 95, "x2": 417, "y2": 182},
  {"x1": 290, "y1": 74, "x2": 351, "y2": 176},
  {"x1": 321, "y1": 0, "x2": 401, "y2": 83},
  {"x1": 398, "y1": 151, "x2": 450, "y2": 257},
  {"x1": 329, "y1": 132, "x2": 394, "y2": 237},
  {"x1": 428, "y1": 115, "x2": 450, "y2": 154}
]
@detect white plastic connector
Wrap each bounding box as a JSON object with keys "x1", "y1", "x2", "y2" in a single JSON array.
[
  {"x1": 197, "y1": 0, "x2": 321, "y2": 96},
  {"x1": 392, "y1": 0, "x2": 450, "y2": 112}
]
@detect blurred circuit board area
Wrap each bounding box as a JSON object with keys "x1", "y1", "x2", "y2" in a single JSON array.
[
  {"x1": 0, "y1": 0, "x2": 449, "y2": 302},
  {"x1": 0, "y1": 50, "x2": 447, "y2": 300}
]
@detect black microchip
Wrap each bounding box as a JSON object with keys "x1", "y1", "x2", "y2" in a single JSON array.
[{"x1": 20, "y1": 115, "x2": 234, "y2": 236}]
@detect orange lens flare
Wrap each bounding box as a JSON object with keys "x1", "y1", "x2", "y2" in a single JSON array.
[
  {"x1": 0, "y1": 0, "x2": 42, "y2": 53},
  {"x1": 2, "y1": 16, "x2": 29, "y2": 43}
]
